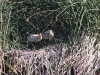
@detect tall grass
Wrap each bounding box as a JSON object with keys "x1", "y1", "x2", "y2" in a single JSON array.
[
  {"x1": 1, "y1": 0, "x2": 100, "y2": 75},
  {"x1": 2, "y1": 0, "x2": 100, "y2": 50}
]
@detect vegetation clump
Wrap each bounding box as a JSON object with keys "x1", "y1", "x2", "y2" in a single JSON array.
[
  {"x1": 1, "y1": 0, "x2": 100, "y2": 75},
  {"x1": 2, "y1": 0, "x2": 100, "y2": 49}
]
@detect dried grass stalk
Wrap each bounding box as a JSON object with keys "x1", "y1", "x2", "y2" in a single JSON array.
[{"x1": 4, "y1": 33, "x2": 100, "y2": 75}]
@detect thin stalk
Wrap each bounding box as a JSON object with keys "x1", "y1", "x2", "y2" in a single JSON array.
[{"x1": 0, "y1": 1, "x2": 3, "y2": 75}]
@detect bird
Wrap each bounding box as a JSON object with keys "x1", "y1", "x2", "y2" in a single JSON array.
[
  {"x1": 42, "y1": 30, "x2": 54, "y2": 41},
  {"x1": 27, "y1": 33, "x2": 42, "y2": 42}
]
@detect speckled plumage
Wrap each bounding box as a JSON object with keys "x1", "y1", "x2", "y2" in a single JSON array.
[{"x1": 27, "y1": 33, "x2": 42, "y2": 42}]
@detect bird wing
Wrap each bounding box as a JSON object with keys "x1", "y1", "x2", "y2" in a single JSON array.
[{"x1": 27, "y1": 34, "x2": 38, "y2": 42}]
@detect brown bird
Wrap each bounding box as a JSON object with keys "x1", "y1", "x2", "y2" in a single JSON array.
[
  {"x1": 27, "y1": 33, "x2": 42, "y2": 42},
  {"x1": 42, "y1": 30, "x2": 54, "y2": 41}
]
